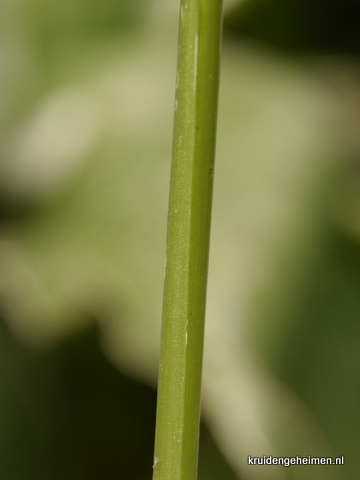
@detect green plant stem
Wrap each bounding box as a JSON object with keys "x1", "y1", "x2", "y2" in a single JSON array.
[{"x1": 152, "y1": 1, "x2": 223, "y2": 479}]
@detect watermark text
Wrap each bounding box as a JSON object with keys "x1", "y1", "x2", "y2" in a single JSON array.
[{"x1": 248, "y1": 455, "x2": 344, "y2": 467}]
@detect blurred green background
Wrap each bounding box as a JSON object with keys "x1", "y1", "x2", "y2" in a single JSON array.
[{"x1": 1, "y1": 0, "x2": 360, "y2": 479}]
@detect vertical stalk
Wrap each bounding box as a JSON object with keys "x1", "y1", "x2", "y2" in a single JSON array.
[{"x1": 152, "y1": 1, "x2": 223, "y2": 479}]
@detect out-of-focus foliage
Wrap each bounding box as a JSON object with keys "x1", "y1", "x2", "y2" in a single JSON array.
[{"x1": 0, "y1": 0, "x2": 360, "y2": 479}]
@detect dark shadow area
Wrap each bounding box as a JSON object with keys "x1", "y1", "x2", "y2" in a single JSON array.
[
  {"x1": 0, "y1": 320, "x2": 156, "y2": 480},
  {"x1": 224, "y1": 0, "x2": 360, "y2": 56}
]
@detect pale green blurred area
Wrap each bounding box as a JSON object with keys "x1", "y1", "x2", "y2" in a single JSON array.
[{"x1": 1, "y1": 0, "x2": 360, "y2": 479}]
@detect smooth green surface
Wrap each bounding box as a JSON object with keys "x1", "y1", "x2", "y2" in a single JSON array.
[{"x1": 152, "y1": 1, "x2": 223, "y2": 479}]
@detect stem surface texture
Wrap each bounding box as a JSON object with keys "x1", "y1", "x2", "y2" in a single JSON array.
[{"x1": 153, "y1": 0, "x2": 223, "y2": 479}]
